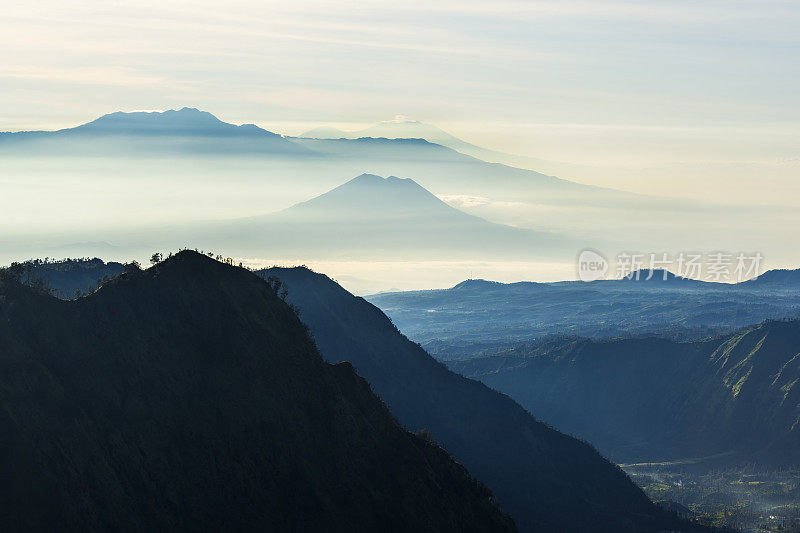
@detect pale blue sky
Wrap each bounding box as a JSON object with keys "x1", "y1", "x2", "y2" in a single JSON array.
[{"x1": 2, "y1": 0, "x2": 798, "y2": 201}]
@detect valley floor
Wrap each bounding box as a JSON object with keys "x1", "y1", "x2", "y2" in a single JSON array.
[{"x1": 625, "y1": 466, "x2": 800, "y2": 532}]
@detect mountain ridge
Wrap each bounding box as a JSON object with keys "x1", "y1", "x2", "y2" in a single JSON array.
[
  {"x1": 258, "y1": 264, "x2": 703, "y2": 532},
  {"x1": 0, "y1": 250, "x2": 516, "y2": 532}
]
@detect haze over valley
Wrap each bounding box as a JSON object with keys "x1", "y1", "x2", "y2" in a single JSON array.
[
  {"x1": 2, "y1": 107, "x2": 798, "y2": 293},
  {"x1": 3, "y1": 2, "x2": 799, "y2": 531}
]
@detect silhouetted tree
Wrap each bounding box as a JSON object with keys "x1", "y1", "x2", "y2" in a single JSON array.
[
  {"x1": 6, "y1": 262, "x2": 23, "y2": 282},
  {"x1": 124, "y1": 260, "x2": 142, "y2": 274}
]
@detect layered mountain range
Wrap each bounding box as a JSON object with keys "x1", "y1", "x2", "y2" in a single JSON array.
[{"x1": 1, "y1": 254, "x2": 701, "y2": 532}]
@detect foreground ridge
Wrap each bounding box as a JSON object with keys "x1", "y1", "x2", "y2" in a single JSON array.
[{"x1": 0, "y1": 250, "x2": 514, "y2": 532}]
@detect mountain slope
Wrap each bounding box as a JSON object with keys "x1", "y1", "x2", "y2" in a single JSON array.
[
  {"x1": 260, "y1": 265, "x2": 702, "y2": 533},
  {"x1": 0, "y1": 251, "x2": 515, "y2": 532},
  {"x1": 299, "y1": 117, "x2": 522, "y2": 164},
  {"x1": 450, "y1": 320, "x2": 800, "y2": 467},
  {"x1": 286, "y1": 173, "x2": 464, "y2": 216}
]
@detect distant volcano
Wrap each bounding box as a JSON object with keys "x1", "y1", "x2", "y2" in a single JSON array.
[{"x1": 180, "y1": 173, "x2": 583, "y2": 261}]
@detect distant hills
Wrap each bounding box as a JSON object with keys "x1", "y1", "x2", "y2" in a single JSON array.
[
  {"x1": 367, "y1": 269, "x2": 800, "y2": 348},
  {"x1": 0, "y1": 251, "x2": 517, "y2": 532},
  {"x1": 258, "y1": 265, "x2": 696, "y2": 532},
  {"x1": 451, "y1": 319, "x2": 800, "y2": 469}
]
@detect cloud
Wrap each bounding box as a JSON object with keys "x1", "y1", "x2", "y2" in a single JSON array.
[
  {"x1": 382, "y1": 114, "x2": 419, "y2": 124},
  {"x1": 439, "y1": 194, "x2": 527, "y2": 209}
]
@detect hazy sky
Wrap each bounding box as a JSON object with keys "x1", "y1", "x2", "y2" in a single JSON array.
[{"x1": 2, "y1": 0, "x2": 799, "y2": 200}]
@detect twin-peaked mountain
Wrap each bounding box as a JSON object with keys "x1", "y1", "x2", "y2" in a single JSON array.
[{"x1": 0, "y1": 251, "x2": 516, "y2": 532}]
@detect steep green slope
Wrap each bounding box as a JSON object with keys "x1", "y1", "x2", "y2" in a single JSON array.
[
  {"x1": 0, "y1": 251, "x2": 514, "y2": 533},
  {"x1": 451, "y1": 320, "x2": 800, "y2": 467},
  {"x1": 261, "y1": 266, "x2": 702, "y2": 533}
]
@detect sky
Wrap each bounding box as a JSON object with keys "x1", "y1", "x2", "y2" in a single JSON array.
[{"x1": 1, "y1": 0, "x2": 798, "y2": 200}]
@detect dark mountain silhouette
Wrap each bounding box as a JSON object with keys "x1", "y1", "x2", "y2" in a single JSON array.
[
  {"x1": 0, "y1": 108, "x2": 309, "y2": 155},
  {"x1": 0, "y1": 251, "x2": 515, "y2": 532},
  {"x1": 9, "y1": 257, "x2": 125, "y2": 298},
  {"x1": 451, "y1": 320, "x2": 800, "y2": 468},
  {"x1": 184, "y1": 174, "x2": 581, "y2": 261},
  {"x1": 258, "y1": 265, "x2": 703, "y2": 533},
  {"x1": 368, "y1": 269, "x2": 800, "y2": 347}
]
